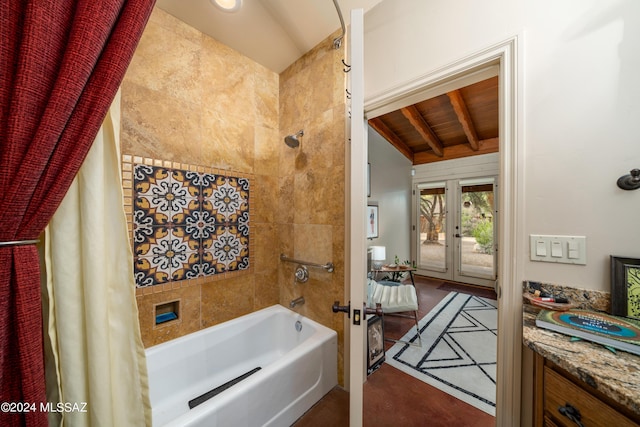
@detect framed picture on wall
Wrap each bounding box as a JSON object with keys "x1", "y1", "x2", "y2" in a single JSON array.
[
  {"x1": 611, "y1": 256, "x2": 640, "y2": 320},
  {"x1": 367, "y1": 203, "x2": 378, "y2": 239},
  {"x1": 367, "y1": 315, "x2": 385, "y2": 375}
]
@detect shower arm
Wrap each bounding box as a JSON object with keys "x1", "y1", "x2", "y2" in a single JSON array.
[
  {"x1": 332, "y1": 0, "x2": 345, "y2": 49},
  {"x1": 280, "y1": 254, "x2": 334, "y2": 273}
]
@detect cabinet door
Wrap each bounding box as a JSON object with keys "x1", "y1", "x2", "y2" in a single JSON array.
[
  {"x1": 544, "y1": 367, "x2": 638, "y2": 427},
  {"x1": 542, "y1": 416, "x2": 561, "y2": 427}
]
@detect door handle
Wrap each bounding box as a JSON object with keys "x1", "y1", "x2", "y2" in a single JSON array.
[
  {"x1": 364, "y1": 302, "x2": 383, "y2": 317},
  {"x1": 332, "y1": 301, "x2": 350, "y2": 318},
  {"x1": 455, "y1": 233, "x2": 461, "y2": 238},
  {"x1": 558, "y1": 403, "x2": 584, "y2": 427}
]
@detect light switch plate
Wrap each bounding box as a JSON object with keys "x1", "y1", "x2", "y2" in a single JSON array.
[{"x1": 529, "y1": 235, "x2": 586, "y2": 265}]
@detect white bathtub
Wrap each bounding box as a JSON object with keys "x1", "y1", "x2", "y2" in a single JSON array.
[{"x1": 145, "y1": 304, "x2": 338, "y2": 427}]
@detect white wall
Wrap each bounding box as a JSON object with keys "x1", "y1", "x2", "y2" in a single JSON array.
[
  {"x1": 367, "y1": 126, "x2": 412, "y2": 265},
  {"x1": 364, "y1": 0, "x2": 640, "y2": 292}
]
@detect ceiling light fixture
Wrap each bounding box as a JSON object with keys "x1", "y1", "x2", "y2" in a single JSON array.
[{"x1": 210, "y1": 0, "x2": 242, "y2": 13}]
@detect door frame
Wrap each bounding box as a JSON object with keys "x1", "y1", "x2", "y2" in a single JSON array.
[{"x1": 360, "y1": 36, "x2": 523, "y2": 426}]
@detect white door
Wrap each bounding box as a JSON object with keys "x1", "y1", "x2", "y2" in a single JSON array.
[
  {"x1": 416, "y1": 176, "x2": 498, "y2": 288},
  {"x1": 454, "y1": 177, "x2": 497, "y2": 286},
  {"x1": 347, "y1": 9, "x2": 366, "y2": 427}
]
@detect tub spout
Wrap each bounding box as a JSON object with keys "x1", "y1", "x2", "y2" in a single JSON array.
[{"x1": 290, "y1": 297, "x2": 305, "y2": 308}]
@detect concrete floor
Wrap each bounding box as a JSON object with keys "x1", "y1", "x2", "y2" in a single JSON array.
[{"x1": 293, "y1": 276, "x2": 497, "y2": 426}]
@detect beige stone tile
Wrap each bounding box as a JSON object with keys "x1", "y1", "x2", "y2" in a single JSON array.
[
  {"x1": 252, "y1": 175, "x2": 278, "y2": 224},
  {"x1": 307, "y1": 61, "x2": 335, "y2": 122},
  {"x1": 120, "y1": 81, "x2": 201, "y2": 163},
  {"x1": 254, "y1": 270, "x2": 280, "y2": 309},
  {"x1": 296, "y1": 120, "x2": 336, "y2": 174},
  {"x1": 200, "y1": 36, "x2": 256, "y2": 124},
  {"x1": 327, "y1": 164, "x2": 346, "y2": 227},
  {"x1": 200, "y1": 274, "x2": 255, "y2": 328},
  {"x1": 254, "y1": 126, "x2": 279, "y2": 177},
  {"x1": 200, "y1": 110, "x2": 255, "y2": 173},
  {"x1": 330, "y1": 106, "x2": 347, "y2": 168},
  {"x1": 331, "y1": 225, "x2": 345, "y2": 280},
  {"x1": 302, "y1": 278, "x2": 335, "y2": 329},
  {"x1": 293, "y1": 224, "x2": 332, "y2": 262},
  {"x1": 147, "y1": 7, "x2": 202, "y2": 44},
  {"x1": 254, "y1": 66, "x2": 279, "y2": 130},
  {"x1": 333, "y1": 317, "x2": 346, "y2": 386},
  {"x1": 278, "y1": 136, "x2": 299, "y2": 178},
  {"x1": 252, "y1": 223, "x2": 279, "y2": 274},
  {"x1": 279, "y1": 273, "x2": 301, "y2": 310},
  {"x1": 277, "y1": 223, "x2": 294, "y2": 261},
  {"x1": 125, "y1": 11, "x2": 202, "y2": 106},
  {"x1": 277, "y1": 175, "x2": 295, "y2": 224},
  {"x1": 331, "y1": 42, "x2": 347, "y2": 109},
  {"x1": 279, "y1": 76, "x2": 311, "y2": 134},
  {"x1": 293, "y1": 169, "x2": 334, "y2": 224},
  {"x1": 136, "y1": 284, "x2": 201, "y2": 348}
]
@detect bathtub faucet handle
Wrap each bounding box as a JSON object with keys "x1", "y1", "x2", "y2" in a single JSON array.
[{"x1": 332, "y1": 301, "x2": 350, "y2": 318}]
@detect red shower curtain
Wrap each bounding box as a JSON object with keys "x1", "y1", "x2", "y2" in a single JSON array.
[{"x1": 0, "y1": 1, "x2": 155, "y2": 425}]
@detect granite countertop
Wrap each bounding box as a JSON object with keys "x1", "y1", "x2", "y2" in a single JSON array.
[{"x1": 523, "y1": 305, "x2": 640, "y2": 416}]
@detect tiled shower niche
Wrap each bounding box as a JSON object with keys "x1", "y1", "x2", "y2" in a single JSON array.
[{"x1": 126, "y1": 157, "x2": 250, "y2": 288}]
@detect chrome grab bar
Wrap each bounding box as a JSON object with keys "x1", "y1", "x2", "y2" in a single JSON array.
[{"x1": 280, "y1": 254, "x2": 334, "y2": 273}]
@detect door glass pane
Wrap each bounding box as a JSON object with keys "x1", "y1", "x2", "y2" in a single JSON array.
[
  {"x1": 459, "y1": 181, "x2": 494, "y2": 278},
  {"x1": 419, "y1": 185, "x2": 446, "y2": 271}
]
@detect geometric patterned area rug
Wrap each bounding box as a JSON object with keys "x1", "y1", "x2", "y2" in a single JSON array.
[{"x1": 386, "y1": 292, "x2": 497, "y2": 416}]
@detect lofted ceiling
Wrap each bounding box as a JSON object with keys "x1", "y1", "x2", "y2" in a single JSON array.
[{"x1": 368, "y1": 76, "x2": 499, "y2": 165}]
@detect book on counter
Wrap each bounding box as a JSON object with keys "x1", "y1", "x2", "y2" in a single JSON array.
[{"x1": 536, "y1": 309, "x2": 640, "y2": 356}]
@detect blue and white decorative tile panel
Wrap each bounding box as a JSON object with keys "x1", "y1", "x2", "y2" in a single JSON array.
[{"x1": 132, "y1": 164, "x2": 249, "y2": 287}]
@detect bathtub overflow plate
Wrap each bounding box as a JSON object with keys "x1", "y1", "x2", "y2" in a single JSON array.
[{"x1": 295, "y1": 321, "x2": 302, "y2": 332}]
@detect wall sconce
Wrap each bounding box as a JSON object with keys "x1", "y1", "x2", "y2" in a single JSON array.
[{"x1": 617, "y1": 168, "x2": 640, "y2": 191}]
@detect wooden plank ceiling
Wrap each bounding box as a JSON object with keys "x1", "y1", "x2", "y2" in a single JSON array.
[{"x1": 368, "y1": 76, "x2": 499, "y2": 165}]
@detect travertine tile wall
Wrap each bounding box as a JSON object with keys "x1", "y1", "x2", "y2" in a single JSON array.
[
  {"x1": 121, "y1": 7, "x2": 279, "y2": 346},
  {"x1": 278, "y1": 35, "x2": 347, "y2": 384},
  {"x1": 121, "y1": 7, "x2": 347, "y2": 384}
]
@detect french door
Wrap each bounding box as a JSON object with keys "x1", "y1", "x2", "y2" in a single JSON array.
[{"x1": 416, "y1": 176, "x2": 497, "y2": 288}]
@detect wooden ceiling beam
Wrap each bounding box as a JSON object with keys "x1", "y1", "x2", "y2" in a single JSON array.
[
  {"x1": 368, "y1": 118, "x2": 414, "y2": 162},
  {"x1": 447, "y1": 89, "x2": 480, "y2": 150},
  {"x1": 414, "y1": 137, "x2": 498, "y2": 164},
  {"x1": 400, "y1": 105, "x2": 444, "y2": 157}
]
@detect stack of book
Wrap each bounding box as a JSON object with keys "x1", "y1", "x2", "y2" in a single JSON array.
[{"x1": 536, "y1": 309, "x2": 640, "y2": 356}]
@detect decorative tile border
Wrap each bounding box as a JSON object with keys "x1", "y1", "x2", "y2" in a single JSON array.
[{"x1": 123, "y1": 155, "x2": 253, "y2": 289}]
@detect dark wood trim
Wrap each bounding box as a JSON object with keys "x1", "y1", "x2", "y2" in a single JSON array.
[
  {"x1": 447, "y1": 89, "x2": 480, "y2": 150},
  {"x1": 401, "y1": 105, "x2": 444, "y2": 157},
  {"x1": 368, "y1": 117, "x2": 414, "y2": 162},
  {"x1": 414, "y1": 137, "x2": 499, "y2": 164}
]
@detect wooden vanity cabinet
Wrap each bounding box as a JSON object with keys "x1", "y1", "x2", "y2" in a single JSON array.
[{"x1": 534, "y1": 353, "x2": 640, "y2": 427}]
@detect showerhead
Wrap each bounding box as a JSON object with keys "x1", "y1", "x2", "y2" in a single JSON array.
[{"x1": 284, "y1": 130, "x2": 304, "y2": 148}]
